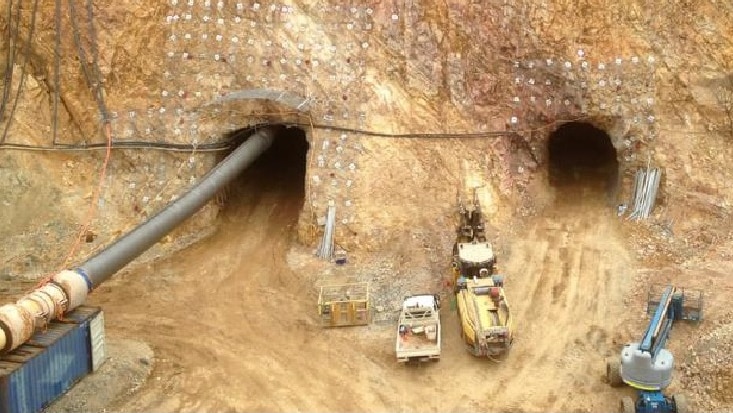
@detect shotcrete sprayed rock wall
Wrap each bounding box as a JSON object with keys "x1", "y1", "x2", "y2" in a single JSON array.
[{"x1": 0, "y1": 0, "x2": 731, "y2": 279}]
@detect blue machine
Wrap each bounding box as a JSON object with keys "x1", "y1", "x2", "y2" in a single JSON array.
[{"x1": 606, "y1": 285, "x2": 703, "y2": 413}]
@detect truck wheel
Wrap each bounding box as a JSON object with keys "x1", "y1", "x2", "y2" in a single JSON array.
[
  {"x1": 673, "y1": 394, "x2": 688, "y2": 413},
  {"x1": 607, "y1": 358, "x2": 623, "y2": 387},
  {"x1": 620, "y1": 396, "x2": 635, "y2": 413}
]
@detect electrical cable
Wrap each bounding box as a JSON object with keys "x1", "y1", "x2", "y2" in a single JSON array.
[
  {"x1": 31, "y1": 126, "x2": 254, "y2": 292},
  {"x1": 0, "y1": 1, "x2": 588, "y2": 153},
  {"x1": 52, "y1": 0, "x2": 62, "y2": 145},
  {"x1": 34, "y1": 123, "x2": 114, "y2": 289},
  {"x1": 34, "y1": 1, "x2": 113, "y2": 290},
  {"x1": 85, "y1": 0, "x2": 108, "y2": 122},
  {"x1": 0, "y1": 1, "x2": 11, "y2": 120},
  {"x1": 67, "y1": 0, "x2": 94, "y2": 95},
  {"x1": 0, "y1": 0, "x2": 16, "y2": 118},
  {"x1": 1, "y1": 0, "x2": 40, "y2": 144},
  {"x1": 0, "y1": 114, "x2": 590, "y2": 153},
  {"x1": 67, "y1": 0, "x2": 107, "y2": 128},
  {"x1": 0, "y1": 141, "x2": 232, "y2": 152},
  {"x1": 0, "y1": 0, "x2": 21, "y2": 125}
]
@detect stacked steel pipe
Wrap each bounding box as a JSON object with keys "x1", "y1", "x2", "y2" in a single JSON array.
[{"x1": 628, "y1": 166, "x2": 661, "y2": 220}]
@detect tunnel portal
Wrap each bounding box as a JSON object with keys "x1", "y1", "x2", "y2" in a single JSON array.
[
  {"x1": 218, "y1": 126, "x2": 309, "y2": 216},
  {"x1": 547, "y1": 122, "x2": 619, "y2": 192}
]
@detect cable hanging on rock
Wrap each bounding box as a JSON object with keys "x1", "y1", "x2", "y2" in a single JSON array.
[
  {"x1": 0, "y1": 118, "x2": 552, "y2": 153},
  {"x1": 0, "y1": 0, "x2": 22, "y2": 141},
  {"x1": 68, "y1": 0, "x2": 109, "y2": 131},
  {"x1": 85, "y1": 0, "x2": 109, "y2": 123},
  {"x1": 0, "y1": 0, "x2": 41, "y2": 144},
  {"x1": 53, "y1": 0, "x2": 63, "y2": 145}
]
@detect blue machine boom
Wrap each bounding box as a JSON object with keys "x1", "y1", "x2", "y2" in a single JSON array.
[
  {"x1": 607, "y1": 284, "x2": 703, "y2": 413},
  {"x1": 639, "y1": 285, "x2": 675, "y2": 357}
]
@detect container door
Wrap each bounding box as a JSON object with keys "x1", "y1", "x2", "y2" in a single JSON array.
[{"x1": 89, "y1": 311, "x2": 107, "y2": 372}]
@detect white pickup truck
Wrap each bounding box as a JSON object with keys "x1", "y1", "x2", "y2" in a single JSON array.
[{"x1": 395, "y1": 294, "x2": 442, "y2": 363}]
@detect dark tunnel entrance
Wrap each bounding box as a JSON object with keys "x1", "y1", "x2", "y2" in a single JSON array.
[
  {"x1": 217, "y1": 126, "x2": 309, "y2": 220},
  {"x1": 547, "y1": 122, "x2": 619, "y2": 195}
]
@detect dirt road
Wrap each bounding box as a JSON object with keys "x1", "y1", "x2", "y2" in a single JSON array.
[
  {"x1": 489, "y1": 178, "x2": 636, "y2": 411},
  {"x1": 85, "y1": 161, "x2": 637, "y2": 412}
]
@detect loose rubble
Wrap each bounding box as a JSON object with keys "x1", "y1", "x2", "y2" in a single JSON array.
[{"x1": 679, "y1": 313, "x2": 733, "y2": 412}]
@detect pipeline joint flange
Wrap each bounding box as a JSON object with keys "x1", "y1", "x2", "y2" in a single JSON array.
[{"x1": 51, "y1": 270, "x2": 90, "y2": 311}]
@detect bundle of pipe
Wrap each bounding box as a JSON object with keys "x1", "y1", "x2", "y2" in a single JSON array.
[
  {"x1": 316, "y1": 205, "x2": 336, "y2": 260},
  {"x1": 0, "y1": 126, "x2": 277, "y2": 353},
  {"x1": 628, "y1": 166, "x2": 661, "y2": 220}
]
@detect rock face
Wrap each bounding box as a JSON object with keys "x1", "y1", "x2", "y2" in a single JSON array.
[
  {"x1": 0, "y1": 1, "x2": 731, "y2": 276},
  {"x1": 679, "y1": 314, "x2": 733, "y2": 411}
]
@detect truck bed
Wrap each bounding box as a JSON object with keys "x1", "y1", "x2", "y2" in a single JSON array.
[
  {"x1": 396, "y1": 323, "x2": 441, "y2": 362},
  {"x1": 397, "y1": 325, "x2": 438, "y2": 351},
  {"x1": 456, "y1": 281, "x2": 513, "y2": 357},
  {"x1": 466, "y1": 293, "x2": 509, "y2": 328}
]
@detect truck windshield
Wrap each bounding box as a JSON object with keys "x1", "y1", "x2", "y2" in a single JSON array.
[{"x1": 460, "y1": 262, "x2": 492, "y2": 278}]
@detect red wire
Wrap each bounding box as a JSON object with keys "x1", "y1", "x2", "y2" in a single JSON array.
[{"x1": 32, "y1": 122, "x2": 113, "y2": 291}]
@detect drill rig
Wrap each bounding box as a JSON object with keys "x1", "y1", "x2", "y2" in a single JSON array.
[
  {"x1": 451, "y1": 189, "x2": 496, "y2": 284},
  {"x1": 606, "y1": 285, "x2": 703, "y2": 413},
  {"x1": 451, "y1": 189, "x2": 513, "y2": 357}
]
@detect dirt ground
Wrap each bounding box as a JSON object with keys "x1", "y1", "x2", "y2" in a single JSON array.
[
  {"x1": 28, "y1": 132, "x2": 733, "y2": 413},
  {"x1": 50, "y1": 150, "x2": 671, "y2": 413}
]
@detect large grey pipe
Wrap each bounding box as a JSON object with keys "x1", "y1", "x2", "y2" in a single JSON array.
[
  {"x1": 0, "y1": 126, "x2": 276, "y2": 352},
  {"x1": 78, "y1": 126, "x2": 277, "y2": 287}
]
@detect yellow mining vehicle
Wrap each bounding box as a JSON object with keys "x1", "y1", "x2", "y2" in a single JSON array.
[
  {"x1": 451, "y1": 189, "x2": 513, "y2": 357},
  {"x1": 455, "y1": 274, "x2": 513, "y2": 357}
]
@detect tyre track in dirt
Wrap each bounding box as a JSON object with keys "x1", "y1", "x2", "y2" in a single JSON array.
[
  {"x1": 86, "y1": 154, "x2": 411, "y2": 412},
  {"x1": 82, "y1": 156, "x2": 637, "y2": 412},
  {"x1": 492, "y1": 184, "x2": 634, "y2": 411}
]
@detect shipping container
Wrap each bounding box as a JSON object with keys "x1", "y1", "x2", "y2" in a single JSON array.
[
  {"x1": 0, "y1": 306, "x2": 105, "y2": 413},
  {"x1": 62, "y1": 307, "x2": 106, "y2": 372}
]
